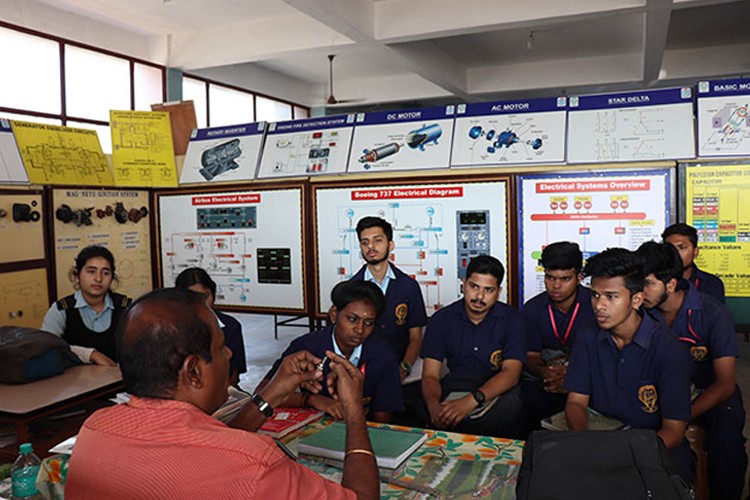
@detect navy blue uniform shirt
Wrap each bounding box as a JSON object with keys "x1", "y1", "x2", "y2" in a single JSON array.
[
  {"x1": 216, "y1": 310, "x2": 247, "y2": 375},
  {"x1": 687, "y1": 264, "x2": 725, "y2": 303}
]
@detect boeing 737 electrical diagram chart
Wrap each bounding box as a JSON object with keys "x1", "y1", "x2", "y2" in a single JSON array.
[
  {"x1": 519, "y1": 169, "x2": 672, "y2": 302},
  {"x1": 697, "y1": 78, "x2": 750, "y2": 157},
  {"x1": 313, "y1": 179, "x2": 509, "y2": 315},
  {"x1": 157, "y1": 187, "x2": 305, "y2": 311}
]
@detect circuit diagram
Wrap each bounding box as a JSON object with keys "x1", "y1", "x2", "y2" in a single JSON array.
[
  {"x1": 270, "y1": 129, "x2": 343, "y2": 174},
  {"x1": 701, "y1": 102, "x2": 750, "y2": 153}
]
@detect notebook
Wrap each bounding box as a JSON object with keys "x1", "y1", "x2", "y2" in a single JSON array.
[
  {"x1": 541, "y1": 407, "x2": 628, "y2": 431},
  {"x1": 258, "y1": 407, "x2": 324, "y2": 439}
]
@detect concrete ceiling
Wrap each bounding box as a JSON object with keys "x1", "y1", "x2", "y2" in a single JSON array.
[{"x1": 9, "y1": 0, "x2": 750, "y2": 109}]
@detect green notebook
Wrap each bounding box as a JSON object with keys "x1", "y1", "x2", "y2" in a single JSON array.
[{"x1": 297, "y1": 422, "x2": 427, "y2": 469}]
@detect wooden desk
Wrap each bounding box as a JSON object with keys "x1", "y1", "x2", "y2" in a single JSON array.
[{"x1": 0, "y1": 366, "x2": 122, "y2": 454}]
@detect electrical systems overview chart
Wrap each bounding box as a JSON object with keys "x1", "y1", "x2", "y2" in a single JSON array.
[{"x1": 697, "y1": 78, "x2": 750, "y2": 157}]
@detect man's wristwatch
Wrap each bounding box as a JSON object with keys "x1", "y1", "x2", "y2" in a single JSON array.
[
  {"x1": 471, "y1": 390, "x2": 486, "y2": 406},
  {"x1": 399, "y1": 360, "x2": 412, "y2": 376},
  {"x1": 251, "y1": 393, "x2": 274, "y2": 417}
]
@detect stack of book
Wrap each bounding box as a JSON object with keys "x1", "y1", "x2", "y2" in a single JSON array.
[{"x1": 258, "y1": 407, "x2": 324, "y2": 439}]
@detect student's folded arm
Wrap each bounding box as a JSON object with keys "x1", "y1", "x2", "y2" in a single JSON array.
[
  {"x1": 565, "y1": 392, "x2": 590, "y2": 430},
  {"x1": 657, "y1": 418, "x2": 687, "y2": 450},
  {"x1": 690, "y1": 356, "x2": 736, "y2": 419},
  {"x1": 421, "y1": 358, "x2": 444, "y2": 422},
  {"x1": 478, "y1": 359, "x2": 523, "y2": 399},
  {"x1": 526, "y1": 351, "x2": 543, "y2": 378}
]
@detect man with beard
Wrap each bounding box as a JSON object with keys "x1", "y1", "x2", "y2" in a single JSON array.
[
  {"x1": 662, "y1": 223, "x2": 725, "y2": 303},
  {"x1": 419, "y1": 255, "x2": 526, "y2": 438},
  {"x1": 521, "y1": 242, "x2": 597, "y2": 427},
  {"x1": 636, "y1": 241, "x2": 746, "y2": 499},
  {"x1": 351, "y1": 216, "x2": 427, "y2": 381}
]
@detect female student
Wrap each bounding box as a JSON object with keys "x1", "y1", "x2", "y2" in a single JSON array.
[{"x1": 41, "y1": 245, "x2": 132, "y2": 366}]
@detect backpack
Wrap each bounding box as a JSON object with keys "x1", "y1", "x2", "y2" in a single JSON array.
[
  {"x1": 516, "y1": 429, "x2": 691, "y2": 500},
  {"x1": 0, "y1": 327, "x2": 81, "y2": 384}
]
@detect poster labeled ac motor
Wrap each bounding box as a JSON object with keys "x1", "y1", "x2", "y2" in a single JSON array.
[
  {"x1": 697, "y1": 78, "x2": 750, "y2": 157},
  {"x1": 685, "y1": 163, "x2": 750, "y2": 297},
  {"x1": 519, "y1": 169, "x2": 672, "y2": 303}
]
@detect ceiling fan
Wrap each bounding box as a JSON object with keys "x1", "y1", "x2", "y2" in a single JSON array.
[{"x1": 326, "y1": 54, "x2": 365, "y2": 106}]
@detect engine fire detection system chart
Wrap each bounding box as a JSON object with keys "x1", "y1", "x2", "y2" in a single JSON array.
[
  {"x1": 157, "y1": 187, "x2": 305, "y2": 311},
  {"x1": 313, "y1": 179, "x2": 509, "y2": 315},
  {"x1": 346, "y1": 106, "x2": 454, "y2": 173},
  {"x1": 451, "y1": 97, "x2": 567, "y2": 166},
  {"x1": 697, "y1": 78, "x2": 750, "y2": 157},
  {"x1": 567, "y1": 88, "x2": 695, "y2": 163},
  {"x1": 518, "y1": 169, "x2": 672, "y2": 302},
  {"x1": 257, "y1": 114, "x2": 355, "y2": 179}
]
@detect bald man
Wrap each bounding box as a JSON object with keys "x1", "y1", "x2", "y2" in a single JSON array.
[{"x1": 66, "y1": 288, "x2": 379, "y2": 500}]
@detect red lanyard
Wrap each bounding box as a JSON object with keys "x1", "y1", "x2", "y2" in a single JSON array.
[
  {"x1": 547, "y1": 302, "x2": 580, "y2": 346},
  {"x1": 693, "y1": 277, "x2": 700, "y2": 289},
  {"x1": 679, "y1": 308, "x2": 701, "y2": 344}
]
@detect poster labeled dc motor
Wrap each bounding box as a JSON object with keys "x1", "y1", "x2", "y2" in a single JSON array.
[
  {"x1": 519, "y1": 169, "x2": 672, "y2": 303},
  {"x1": 313, "y1": 178, "x2": 509, "y2": 315},
  {"x1": 697, "y1": 78, "x2": 750, "y2": 157},
  {"x1": 451, "y1": 97, "x2": 567, "y2": 166},
  {"x1": 346, "y1": 106, "x2": 454, "y2": 173}
]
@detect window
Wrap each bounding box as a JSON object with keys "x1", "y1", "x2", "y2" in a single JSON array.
[
  {"x1": 209, "y1": 85, "x2": 254, "y2": 127},
  {"x1": 0, "y1": 112, "x2": 61, "y2": 126},
  {"x1": 257, "y1": 96, "x2": 292, "y2": 122},
  {"x1": 134, "y1": 63, "x2": 164, "y2": 111},
  {"x1": 65, "y1": 46, "x2": 131, "y2": 122},
  {"x1": 294, "y1": 106, "x2": 309, "y2": 119},
  {"x1": 183, "y1": 77, "x2": 208, "y2": 129}
]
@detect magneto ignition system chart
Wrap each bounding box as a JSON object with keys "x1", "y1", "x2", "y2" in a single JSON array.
[
  {"x1": 314, "y1": 180, "x2": 509, "y2": 315},
  {"x1": 567, "y1": 88, "x2": 695, "y2": 163},
  {"x1": 451, "y1": 97, "x2": 567, "y2": 166},
  {"x1": 157, "y1": 188, "x2": 305, "y2": 310},
  {"x1": 697, "y1": 78, "x2": 750, "y2": 157},
  {"x1": 519, "y1": 170, "x2": 672, "y2": 303}
]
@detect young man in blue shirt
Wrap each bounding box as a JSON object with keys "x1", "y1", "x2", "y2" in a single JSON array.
[
  {"x1": 420, "y1": 254, "x2": 526, "y2": 438},
  {"x1": 636, "y1": 241, "x2": 746, "y2": 499},
  {"x1": 662, "y1": 222, "x2": 725, "y2": 303},
  {"x1": 521, "y1": 241, "x2": 596, "y2": 425},
  {"x1": 564, "y1": 248, "x2": 694, "y2": 483},
  {"x1": 258, "y1": 280, "x2": 403, "y2": 423}
]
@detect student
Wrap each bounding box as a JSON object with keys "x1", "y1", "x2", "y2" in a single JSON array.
[
  {"x1": 636, "y1": 241, "x2": 747, "y2": 499},
  {"x1": 257, "y1": 280, "x2": 403, "y2": 423},
  {"x1": 175, "y1": 267, "x2": 247, "y2": 387},
  {"x1": 564, "y1": 248, "x2": 694, "y2": 483},
  {"x1": 521, "y1": 241, "x2": 596, "y2": 425},
  {"x1": 662, "y1": 222, "x2": 725, "y2": 303},
  {"x1": 350, "y1": 216, "x2": 427, "y2": 380},
  {"x1": 41, "y1": 245, "x2": 132, "y2": 365},
  {"x1": 66, "y1": 288, "x2": 378, "y2": 499},
  {"x1": 420, "y1": 254, "x2": 526, "y2": 438}
]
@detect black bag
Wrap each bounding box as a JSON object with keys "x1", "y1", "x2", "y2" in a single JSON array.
[
  {"x1": 516, "y1": 429, "x2": 690, "y2": 500},
  {"x1": 0, "y1": 327, "x2": 81, "y2": 384}
]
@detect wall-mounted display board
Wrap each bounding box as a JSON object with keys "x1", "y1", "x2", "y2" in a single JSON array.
[
  {"x1": 567, "y1": 88, "x2": 695, "y2": 163},
  {"x1": 52, "y1": 188, "x2": 152, "y2": 300},
  {"x1": 683, "y1": 162, "x2": 750, "y2": 297},
  {"x1": 257, "y1": 114, "x2": 355, "y2": 179},
  {"x1": 156, "y1": 185, "x2": 306, "y2": 312},
  {"x1": 110, "y1": 110, "x2": 178, "y2": 187},
  {"x1": 451, "y1": 98, "x2": 567, "y2": 167},
  {"x1": 346, "y1": 106, "x2": 454, "y2": 173},
  {"x1": 11, "y1": 121, "x2": 114, "y2": 186},
  {"x1": 179, "y1": 122, "x2": 265, "y2": 184},
  {"x1": 697, "y1": 78, "x2": 750, "y2": 157},
  {"x1": 519, "y1": 168, "x2": 673, "y2": 303},
  {"x1": 0, "y1": 119, "x2": 28, "y2": 185},
  {"x1": 0, "y1": 268, "x2": 49, "y2": 328},
  {"x1": 312, "y1": 176, "x2": 510, "y2": 316},
  {"x1": 0, "y1": 191, "x2": 45, "y2": 264}
]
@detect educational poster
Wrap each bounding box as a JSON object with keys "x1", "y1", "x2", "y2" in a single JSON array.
[
  {"x1": 179, "y1": 122, "x2": 265, "y2": 184},
  {"x1": 110, "y1": 110, "x2": 178, "y2": 187},
  {"x1": 11, "y1": 121, "x2": 114, "y2": 186},
  {"x1": 52, "y1": 188, "x2": 152, "y2": 300},
  {"x1": 313, "y1": 179, "x2": 509, "y2": 315},
  {"x1": 346, "y1": 106, "x2": 454, "y2": 173},
  {"x1": 157, "y1": 187, "x2": 306, "y2": 311},
  {"x1": 567, "y1": 88, "x2": 695, "y2": 163},
  {"x1": 697, "y1": 78, "x2": 750, "y2": 157},
  {"x1": 0, "y1": 192, "x2": 45, "y2": 263},
  {"x1": 257, "y1": 114, "x2": 355, "y2": 178},
  {"x1": 0, "y1": 268, "x2": 49, "y2": 328},
  {"x1": 685, "y1": 163, "x2": 750, "y2": 297},
  {"x1": 451, "y1": 97, "x2": 567, "y2": 166},
  {"x1": 0, "y1": 119, "x2": 29, "y2": 184},
  {"x1": 519, "y1": 169, "x2": 672, "y2": 303}
]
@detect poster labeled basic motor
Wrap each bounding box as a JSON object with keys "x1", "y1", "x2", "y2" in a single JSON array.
[
  {"x1": 451, "y1": 97, "x2": 567, "y2": 167},
  {"x1": 567, "y1": 88, "x2": 695, "y2": 163},
  {"x1": 0, "y1": 119, "x2": 29, "y2": 184},
  {"x1": 313, "y1": 178, "x2": 509, "y2": 315},
  {"x1": 257, "y1": 114, "x2": 355, "y2": 178},
  {"x1": 684, "y1": 162, "x2": 750, "y2": 297},
  {"x1": 180, "y1": 122, "x2": 265, "y2": 184},
  {"x1": 346, "y1": 106, "x2": 454, "y2": 173},
  {"x1": 157, "y1": 187, "x2": 306, "y2": 311},
  {"x1": 697, "y1": 78, "x2": 750, "y2": 157},
  {"x1": 518, "y1": 169, "x2": 673, "y2": 303}
]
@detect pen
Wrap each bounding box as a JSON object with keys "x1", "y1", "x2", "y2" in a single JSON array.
[{"x1": 316, "y1": 356, "x2": 329, "y2": 372}]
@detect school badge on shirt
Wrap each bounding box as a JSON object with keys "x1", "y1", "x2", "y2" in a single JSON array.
[
  {"x1": 690, "y1": 346, "x2": 708, "y2": 361},
  {"x1": 490, "y1": 349, "x2": 503, "y2": 370},
  {"x1": 638, "y1": 385, "x2": 659, "y2": 414},
  {"x1": 395, "y1": 303, "x2": 408, "y2": 326}
]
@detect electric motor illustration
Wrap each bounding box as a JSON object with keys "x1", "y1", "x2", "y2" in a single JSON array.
[
  {"x1": 405, "y1": 123, "x2": 442, "y2": 150},
  {"x1": 359, "y1": 142, "x2": 401, "y2": 163},
  {"x1": 200, "y1": 139, "x2": 242, "y2": 181},
  {"x1": 468, "y1": 125, "x2": 542, "y2": 154}
]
